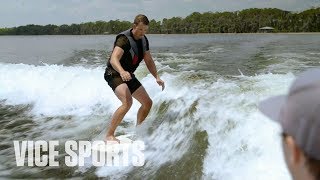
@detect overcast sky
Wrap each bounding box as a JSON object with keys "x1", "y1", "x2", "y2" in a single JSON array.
[{"x1": 1, "y1": 0, "x2": 319, "y2": 27}]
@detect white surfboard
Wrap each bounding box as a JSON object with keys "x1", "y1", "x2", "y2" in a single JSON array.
[
  {"x1": 91, "y1": 134, "x2": 134, "y2": 152},
  {"x1": 117, "y1": 134, "x2": 134, "y2": 143}
]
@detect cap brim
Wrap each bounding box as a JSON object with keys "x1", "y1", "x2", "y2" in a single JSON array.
[{"x1": 258, "y1": 95, "x2": 286, "y2": 122}]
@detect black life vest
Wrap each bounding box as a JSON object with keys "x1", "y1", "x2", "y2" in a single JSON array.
[{"x1": 117, "y1": 29, "x2": 147, "y2": 64}]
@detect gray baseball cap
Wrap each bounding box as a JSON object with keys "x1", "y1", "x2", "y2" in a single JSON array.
[{"x1": 258, "y1": 68, "x2": 320, "y2": 160}]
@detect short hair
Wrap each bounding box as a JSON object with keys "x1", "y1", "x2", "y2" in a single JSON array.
[
  {"x1": 134, "y1": 14, "x2": 149, "y2": 25},
  {"x1": 305, "y1": 156, "x2": 320, "y2": 179}
]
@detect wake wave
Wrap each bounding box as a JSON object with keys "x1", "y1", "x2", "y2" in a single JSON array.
[{"x1": 0, "y1": 62, "x2": 294, "y2": 179}]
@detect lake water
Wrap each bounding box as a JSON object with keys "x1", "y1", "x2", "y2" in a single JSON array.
[{"x1": 0, "y1": 34, "x2": 320, "y2": 179}]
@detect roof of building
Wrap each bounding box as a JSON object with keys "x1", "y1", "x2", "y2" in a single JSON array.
[{"x1": 259, "y1": 26, "x2": 274, "y2": 30}]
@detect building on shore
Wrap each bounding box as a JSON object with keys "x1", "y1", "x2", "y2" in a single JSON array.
[{"x1": 259, "y1": 27, "x2": 274, "y2": 33}]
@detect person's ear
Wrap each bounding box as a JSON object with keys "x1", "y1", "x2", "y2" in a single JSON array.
[{"x1": 285, "y1": 136, "x2": 303, "y2": 165}]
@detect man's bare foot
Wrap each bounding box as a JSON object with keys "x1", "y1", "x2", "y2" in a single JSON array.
[{"x1": 105, "y1": 135, "x2": 120, "y2": 144}]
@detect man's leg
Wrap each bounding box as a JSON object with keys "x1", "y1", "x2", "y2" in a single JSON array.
[
  {"x1": 106, "y1": 84, "x2": 133, "y2": 142},
  {"x1": 132, "y1": 86, "x2": 153, "y2": 125}
]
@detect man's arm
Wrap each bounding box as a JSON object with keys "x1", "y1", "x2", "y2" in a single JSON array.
[
  {"x1": 144, "y1": 51, "x2": 165, "y2": 90},
  {"x1": 110, "y1": 46, "x2": 131, "y2": 81}
]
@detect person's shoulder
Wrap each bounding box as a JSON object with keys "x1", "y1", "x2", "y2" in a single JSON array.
[
  {"x1": 116, "y1": 35, "x2": 130, "y2": 45},
  {"x1": 117, "y1": 34, "x2": 129, "y2": 42},
  {"x1": 143, "y1": 35, "x2": 150, "y2": 49},
  {"x1": 142, "y1": 35, "x2": 149, "y2": 44},
  {"x1": 115, "y1": 34, "x2": 130, "y2": 51}
]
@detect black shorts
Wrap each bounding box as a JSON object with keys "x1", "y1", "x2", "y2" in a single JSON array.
[{"x1": 104, "y1": 68, "x2": 142, "y2": 94}]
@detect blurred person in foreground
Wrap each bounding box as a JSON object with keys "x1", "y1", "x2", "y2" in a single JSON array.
[{"x1": 259, "y1": 68, "x2": 320, "y2": 180}]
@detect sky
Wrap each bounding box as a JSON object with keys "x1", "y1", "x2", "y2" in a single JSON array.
[{"x1": 1, "y1": 0, "x2": 319, "y2": 28}]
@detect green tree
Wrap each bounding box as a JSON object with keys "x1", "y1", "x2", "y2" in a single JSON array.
[{"x1": 1, "y1": 7, "x2": 319, "y2": 35}]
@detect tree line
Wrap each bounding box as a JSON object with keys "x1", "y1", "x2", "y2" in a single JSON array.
[{"x1": 0, "y1": 7, "x2": 319, "y2": 35}]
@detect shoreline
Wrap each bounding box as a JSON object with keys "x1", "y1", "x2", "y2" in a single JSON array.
[
  {"x1": 0, "y1": 32, "x2": 320, "y2": 36},
  {"x1": 152, "y1": 32, "x2": 320, "y2": 35}
]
